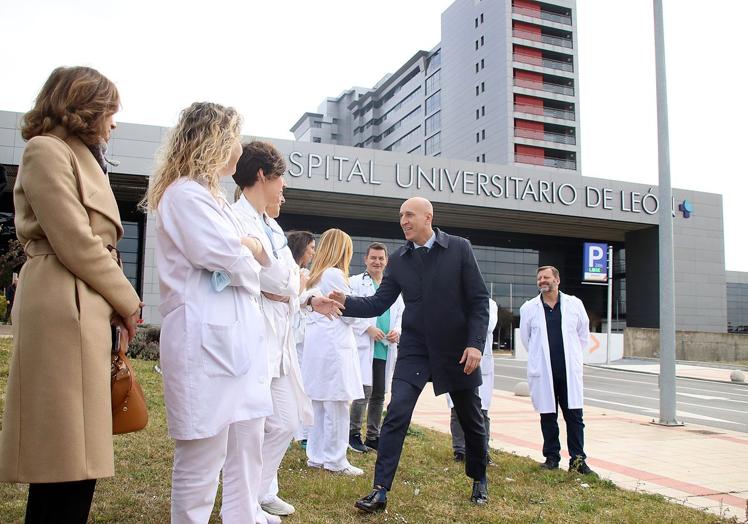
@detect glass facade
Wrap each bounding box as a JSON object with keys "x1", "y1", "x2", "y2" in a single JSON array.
[
  {"x1": 278, "y1": 213, "x2": 625, "y2": 350},
  {"x1": 727, "y1": 282, "x2": 748, "y2": 333}
]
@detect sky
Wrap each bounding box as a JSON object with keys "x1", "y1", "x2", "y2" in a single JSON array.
[{"x1": 1, "y1": 0, "x2": 746, "y2": 270}]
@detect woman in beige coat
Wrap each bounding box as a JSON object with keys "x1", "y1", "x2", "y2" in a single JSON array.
[{"x1": 0, "y1": 66, "x2": 142, "y2": 523}]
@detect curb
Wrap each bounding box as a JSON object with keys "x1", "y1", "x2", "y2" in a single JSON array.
[{"x1": 586, "y1": 364, "x2": 748, "y2": 387}]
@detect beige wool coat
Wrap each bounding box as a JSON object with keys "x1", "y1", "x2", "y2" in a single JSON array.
[{"x1": 0, "y1": 127, "x2": 141, "y2": 483}]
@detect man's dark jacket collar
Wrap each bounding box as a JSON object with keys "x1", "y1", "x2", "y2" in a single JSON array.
[{"x1": 401, "y1": 228, "x2": 450, "y2": 256}]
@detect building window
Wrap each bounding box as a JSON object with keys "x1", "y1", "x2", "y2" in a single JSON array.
[
  {"x1": 475, "y1": 63, "x2": 479, "y2": 73},
  {"x1": 425, "y1": 132, "x2": 441, "y2": 155},
  {"x1": 475, "y1": 17, "x2": 479, "y2": 28},
  {"x1": 481, "y1": 82, "x2": 485, "y2": 93},
  {"x1": 482, "y1": 129, "x2": 486, "y2": 140},
  {"x1": 482, "y1": 153, "x2": 486, "y2": 162},
  {"x1": 475, "y1": 109, "x2": 480, "y2": 120},
  {"x1": 425, "y1": 92, "x2": 441, "y2": 115},
  {"x1": 480, "y1": 13, "x2": 484, "y2": 23},
  {"x1": 481, "y1": 58, "x2": 485, "y2": 69},
  {"x1": 425, "y1": 111, "x2": 441, "y2": 135},
  {"x1": 482, "y1": 105, "x2": 486, "y2": 116},
  {"x1": 426, "y1": 50, "x2": 441, "y2": 74},
  {"x1": 476, "y1": 132, "x2": 480, "y2": 143},
  {"x1": 475, "y1": 40, "x2": 479, "y2": 50},
  {"x1": 476, "y1": 155, "x2": 480, "y2": 162},
  {"x1": 311, "y1": 121, "x2": 322, "y2": 128},
  {"x1": 481, "y1": 35, "x2": 485, "y2": 46},
  {"x1": 312, "y1": 137, "x2": 321, "y2": 143},
  {"x1": 475, "y1": 85, "x2": 480, "y2": 96},
  {"x1": 425, "y1": 70, "x2": 441, "y2": 96}
]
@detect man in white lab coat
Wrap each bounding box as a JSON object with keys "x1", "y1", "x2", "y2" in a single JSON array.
[
  {"x1": 348, "y1": 243, "x2": 404, "y2": 453},
  {"x1": 519, "y1": 266, "x2": 596, "y2": 476}
]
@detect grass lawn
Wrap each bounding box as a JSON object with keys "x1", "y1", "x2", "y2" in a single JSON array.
[{"x1": 0, "y1": 337, "x2": 734, "y2": 523}]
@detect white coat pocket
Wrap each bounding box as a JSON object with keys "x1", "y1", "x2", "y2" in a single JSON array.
[{"x1": 200, "y1": 321, "x2": 252, "y2": 377}]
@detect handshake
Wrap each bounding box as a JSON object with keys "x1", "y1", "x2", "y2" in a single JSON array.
[{"x1": 309, "y1": 290, "x2": 347, "y2": 319}]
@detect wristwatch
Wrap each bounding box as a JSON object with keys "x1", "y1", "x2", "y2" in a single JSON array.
[{"x1": 305, "y1": 296, "x2": 315, "y2": 313}]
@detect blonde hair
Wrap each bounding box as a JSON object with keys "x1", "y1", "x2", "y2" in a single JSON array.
[
  {"x1": 307, "y1": 229, "x2": 353, "y2": 288},
  {"x1": 142, "y1": 102, "x2": 242, "y2": 211}
]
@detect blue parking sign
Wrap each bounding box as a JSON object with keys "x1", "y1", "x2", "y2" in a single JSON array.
[{"x1": 583, "y1": 242, "x2": 608, "y2": 282}]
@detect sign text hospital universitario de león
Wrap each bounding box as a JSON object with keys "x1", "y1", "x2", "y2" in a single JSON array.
[{"x1": 287, "y1": 151, "x2": 662, "y2": 215}]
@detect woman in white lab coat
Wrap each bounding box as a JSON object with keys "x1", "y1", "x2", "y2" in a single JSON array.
[
  {"x1": 301, "y1": 228, "x2": 365, "y2": 475},
  {"x1": 448, "y1": 298, "x2": 498, "y2": 460},
  {"x1": 144, "y1": 102, "x2": 272, "y2": 524}
]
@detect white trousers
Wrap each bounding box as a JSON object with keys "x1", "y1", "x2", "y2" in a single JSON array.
[
  {"x1": 171, "y1": 418, "x2": 265, "y2": 524},
  {"x1": 259, "y1": 374, "x2": 299, "y2": 503},
  {"x1": 306, "y1": 400, "x2": 350, "y2": 471}
]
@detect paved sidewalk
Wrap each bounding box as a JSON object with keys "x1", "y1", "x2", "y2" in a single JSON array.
[
  {"x1": 411, "y1": 383, "x2": 748, "y2": 521},
  {"x1": 593, "y1": 358, "x2": 747, "y2": 384}
]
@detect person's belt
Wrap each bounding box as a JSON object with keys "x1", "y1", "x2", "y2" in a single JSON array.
[{"x1": 24, "y1": 238, "x2": 121, "y2": 263}]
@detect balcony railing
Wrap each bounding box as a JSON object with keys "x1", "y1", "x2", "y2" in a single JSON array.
[
  {"x1": 513, "y1": 78, "x2": 575, "y2": 96},
  {"x1": 515, "y1": 153, "x2": 576, "y2": 170},
  {"x1": 514, "y1": 103, "x2": 575, "y2": 121},
  {"x1": 513, "y1": 6, "x2": 572, "y2": 26},
  {"x1": 513, "y1": 53, "x2": 574, "y2": 72},
  {"x1": 514, "y1": 127, "x2": 576, "y2": 145},
  {"x1": 513, "y1": 29, "x2": 573, "y2": 49}
]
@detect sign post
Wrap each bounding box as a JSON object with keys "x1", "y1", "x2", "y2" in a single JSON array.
[
  {"x1": 605, "y1": 245, "x2": 613, "y2": 364},
  {"x1": 583, "y1": 242, "x2": 614, "y2": 363}
]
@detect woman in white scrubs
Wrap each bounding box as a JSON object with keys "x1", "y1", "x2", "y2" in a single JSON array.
[
  {"x1": 301, "y1": 229, "x2": 365, "y2": 475},
  {"x1": 144, "y1": 102, "x2": 273, "y2": 524}
]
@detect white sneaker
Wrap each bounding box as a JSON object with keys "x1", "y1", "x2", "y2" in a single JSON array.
[
  {"x1": 260, "y1": 510, "x2": 282, "y2": 524},
  {"x1": 329, "y1": 464, "x2": 364, "y2": 476},
  {"x1": 307, "y1": 460, "x2": 323, "y2": 469},
  {"x1": 261, "y1": 496, "x2": 296, "y2": 516}
]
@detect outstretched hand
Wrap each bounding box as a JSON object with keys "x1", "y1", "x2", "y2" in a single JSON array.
[
  {"x1": 312, "y1": 295, "x2": 345, "y2": 319},
  {"x1": 459, "y1": 347, "x2": 482, "y2": 375},
  {"x1": 328, "y1": 289, "x2": 347, "y2": 306}
]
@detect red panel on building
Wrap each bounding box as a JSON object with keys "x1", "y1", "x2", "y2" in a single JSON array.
[
  {"x1": 514, "y1": 0, "x2": 541, "y2": 15},
  {"x1": 514, "y1": 95, "x2": 544, "y2": 115},
  {"x1": 513, "y1": 21, "x2": 542, "y2": 40},
  {"x1": 516, "y1": 144, "x2": 545, "y2": 165}
]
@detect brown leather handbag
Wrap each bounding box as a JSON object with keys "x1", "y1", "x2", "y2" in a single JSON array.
[{"x1": 111, "y1": 327, "x2": 148, "y2": 434}]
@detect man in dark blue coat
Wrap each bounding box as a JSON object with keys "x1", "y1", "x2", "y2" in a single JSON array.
[{"x1": 330, "y1": 197, "x2": 490, "y2": 512}]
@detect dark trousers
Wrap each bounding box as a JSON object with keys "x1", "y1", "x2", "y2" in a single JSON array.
[
  {"x1": 450, "y1": 407, "x2": 490, "y2": 456},
  {"x1": 350, "y1": 358, "x2": 386, "y2": 440},
  {"x1": 540, "y1": 373, "x2": 585, "y2": 464},
  {"x1": 25, "y1": 479, "x2": 97, "y2": 524},
  {"x1": 374, "y1": 379, "x2": 487, "y2": 490}
]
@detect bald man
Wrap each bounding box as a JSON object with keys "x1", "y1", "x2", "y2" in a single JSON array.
[{"x1": 331, "y1": 197, "x2": 490, "y2": 511}]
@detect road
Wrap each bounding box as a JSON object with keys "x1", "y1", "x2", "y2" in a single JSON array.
[{"x1": 494, "y1": 358, "x2": 748, "y2": 433}]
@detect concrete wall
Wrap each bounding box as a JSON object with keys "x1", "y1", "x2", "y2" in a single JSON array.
[{"x1": 624, "y1": 327, "x2": 748, "y2": 362}]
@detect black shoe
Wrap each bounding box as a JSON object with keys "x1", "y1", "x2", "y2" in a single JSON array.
[
  {"x1": 454, "y1": 451, "x2": 465, "y2": 462},
  {"x1": 540, "y1": 458, "x2": 559, "y2": 470},
  {"x1": 364, "y1": 437, "x2": 379, "y2": 451},
  {"x1": 348, "y1": 433, "x2": 368, "y2": 453},
  {"x1": 569, "y1": 458, "x2": 598, "y2": 477},
  {"x1": 470, "y1": 479, "x2": 488, "y2": 505},
  {"x1": 355, "y1": 486, "x2": 388, "y2": 513}
]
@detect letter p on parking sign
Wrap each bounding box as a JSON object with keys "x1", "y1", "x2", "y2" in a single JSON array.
[{"x1": 583, "y1": 242, "x2": 608, "y2": 283}]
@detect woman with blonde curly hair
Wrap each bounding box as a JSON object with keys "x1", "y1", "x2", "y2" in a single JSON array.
[
  {"x1": 146, "y1": 102, "x2": 274, "y2": 523},
  {"x1": 0, "y1": 66, "x2": 142, "y2": 523},
  {"x1": 301, "y1": 228, "x2": 365, "y2": 476}
]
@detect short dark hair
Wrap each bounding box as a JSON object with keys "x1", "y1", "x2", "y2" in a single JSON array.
[
  {"x1": 537, "y1": 265, "x2": 560, "y2": 278},
  {"x1": 233, "y1": 140, "x2": 286, "y2": 189},
  {"x1": 286, "y1": 230, "x2": 314, "y2": 265},
  {"x1": 366, "y1": 242, "x2": 388, "y2": 257}
]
